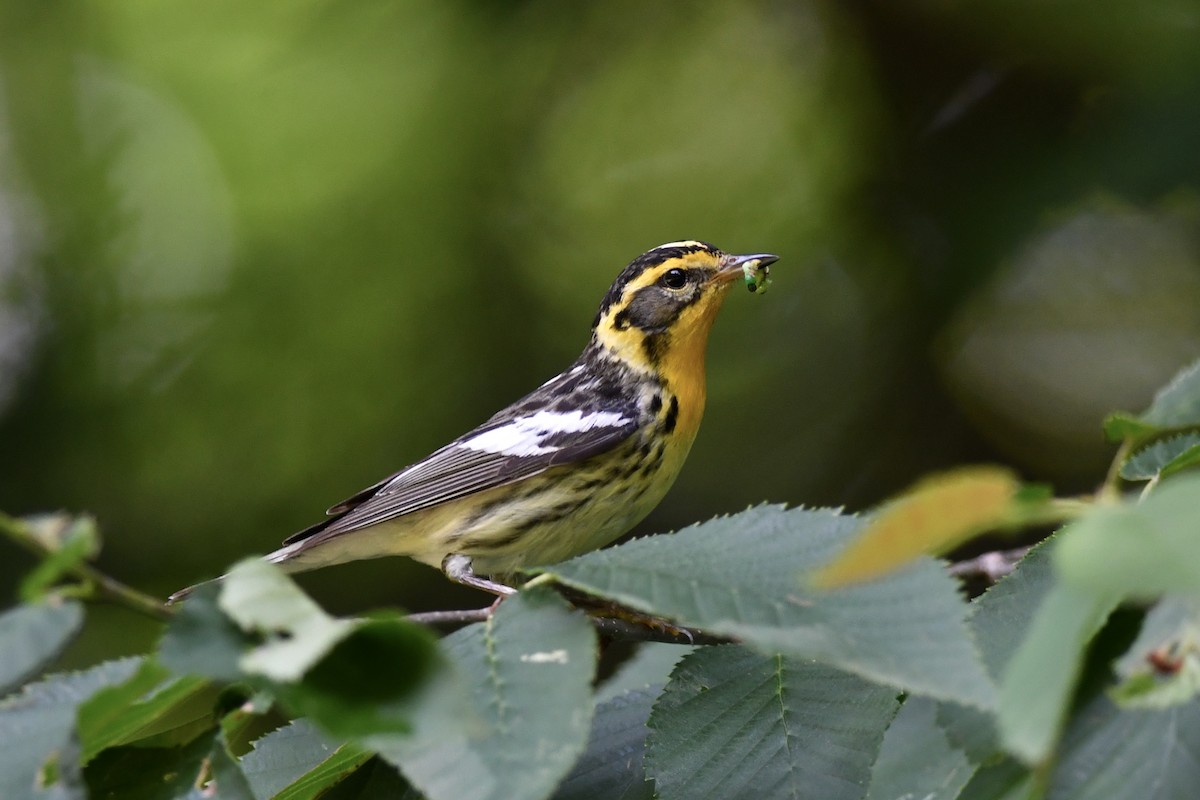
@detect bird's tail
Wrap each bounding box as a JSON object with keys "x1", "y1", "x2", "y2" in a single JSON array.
[
  {"x1": 166, "y1": 540, "x2": 310, "y2": 604},
  {"x1": 166, "y1": 577, "x2": 216, "y2": 604}
]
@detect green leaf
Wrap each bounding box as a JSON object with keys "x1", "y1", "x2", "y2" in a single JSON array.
[
  {"x1": 161, "y1": 564, "x2": 439, "y2": 739},
  {"x1": 1120, "y1": 432, "x2": 1200, "y2": 481},
  {"x1": 1110, "y1": 664, "x2": 1200, "y2": 711},
  {"x1": 1103, "y1": 412, "x2": 1159, "y2": 443},
  {"x1": 645, "y1": 645, "x2": 899, "y2": 800},
  {"x1": 939, "y1": 523, "x2": 1122, "y2": 767},
  {"x1": 321, "y1": 758, "x2": 414, "y2": 800},
  {"x1": 1045, "y1": 693, "x2": 1200, "y2": 799},
  {"x1": 554, "y1": 687, "x2": 658, "y2": 800},
  {"x1": 595, "y1": 644, "x2": 691, "y2": 704},
  {"x1": 1057, "y1": 474, "x2": 1200, "y2": 597},
  {"x1": 372, "y1": 586, "x2": 597, "y2": 800},
  {"x1": 956, "y1": 760, "x2": 1035, "y2": 800},
  {"x1": 210, "y1": 730, "x2": 257, "y2": 800},
  {"x1": 1110, "y1": 599, "x2": 1200, "y2": 709},
  {"x1": 239, "y1": 719, "x2": 369, "y2": 800},
  {"x1": 866, "y1": 698, "x2": 975, "y2": 800},
  {"x1": 1105, "y1": 358, "x2": 1200, "y2": 443},
  {"x1": 970, "y1": 539, "x2": 1059, "y2": 681},
  {"x1": 18, "y1": 516, "x2": 101, "y2": 602},
  {"x1": 1115, "y1": 599, "x2": 1199, "y2": 678},
  {"x1": 556, "y1": 645, "x2": 685, "y2": 799},
  {"x1": 219, "y1": 692, "x2": 277, "y2": 755},
  {"x1": 271, "y1": 743, "x2": 371, "y2": 800},
  {"x1": 990, "y1": 480, "x2": 1200, "y2": 762},
  {"x1": 996, "y1": 581, "x2": 1118, "y2": 765},
  {"x1": 0, "y1": 600, "x2": 84, "y2": 695},
  {"x1": 938, "y1": 539, "x2": 1058, "y2": 764},
  {"x1": 934, "y1": 701, "x2": 996, "y2": 769},
  {"x1": 1136, "y1": 359, "x2": 1200, "y2": 431},
  {"x1": 539, "y1": 505, "x2": 995, "y2": 709},
  {"x1": 1161, "y1": 444, "x2": 1200, "y2": 479},
  {"x1": 275, "y1": 614, "x2": 438, "y2": 739},
  {"x1": 813, "y1": 466, "x2": 1022, "y2": 587},
  {"x1": 0, "y1": 658, "x2": 141, "y2": 800},
  {"x1": 77, "y1": 659, "x2": 216, "y2": 763},
  {"x1": 85, "y1": 734, "x2": 213, "y2": 800},
  {"x1": 219, "y1": 559, "x2": 358, "y2": 683},
  {"x1": 158, "y1": 582, "x2": 256, "y2": 682}
]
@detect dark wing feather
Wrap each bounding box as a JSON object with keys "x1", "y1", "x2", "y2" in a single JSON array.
[{"x1": 283, "y1": 406, "x2": 638, "y2": 547}]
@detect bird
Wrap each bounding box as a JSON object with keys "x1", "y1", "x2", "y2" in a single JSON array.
[{"x1": 170, "y1": 241, "x2": 776, "y2": 602}]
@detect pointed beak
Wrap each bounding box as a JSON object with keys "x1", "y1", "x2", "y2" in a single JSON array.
[{"x1": 715, "y1": 252, "x2": 779, "y2": 285}]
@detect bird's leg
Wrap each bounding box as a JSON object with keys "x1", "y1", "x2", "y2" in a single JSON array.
[{"x1": 441, "y1": 554, "x2": 517, "y2": 598}]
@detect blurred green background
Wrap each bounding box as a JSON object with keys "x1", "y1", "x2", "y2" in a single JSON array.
[{"x1": 2, "y1": 1, "x2": 1199, "y2": 663}]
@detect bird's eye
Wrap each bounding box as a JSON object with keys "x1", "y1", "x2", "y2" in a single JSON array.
[{"x1": 661, "y1": 268, "x2": 688, "y2": 290}]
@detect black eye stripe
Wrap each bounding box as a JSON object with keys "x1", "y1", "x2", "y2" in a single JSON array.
[
  {"x1": 593, "y1": 242, "x2": 721, "y2": 325},
  {"x1": 615, "y1": 274, "x2": 708, "y2": 337}
]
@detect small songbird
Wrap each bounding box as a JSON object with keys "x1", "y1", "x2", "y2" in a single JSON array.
[{"x1": 171, "y1": 241, "x2": 775, "y2": 602}]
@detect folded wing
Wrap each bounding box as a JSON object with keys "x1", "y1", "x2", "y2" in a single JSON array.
[{"x1": 284, "y1": 406, "x2": 639, "y2": 547}]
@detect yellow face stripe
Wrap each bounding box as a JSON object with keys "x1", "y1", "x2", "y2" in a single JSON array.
[{"x1": 593, "y1": 251, "x2": 735, "y2": 378}]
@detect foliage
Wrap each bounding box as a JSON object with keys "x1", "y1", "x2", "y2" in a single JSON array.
[
  {"x1": 4, "y1": 2, "x2": 1199, "y2": 623},
  {"x1": 2, "y1": 1, "x2": 1199, "y2": 794},
  {"x1": 4, "y1": 360, "x2": 1200, "y2": 797}
]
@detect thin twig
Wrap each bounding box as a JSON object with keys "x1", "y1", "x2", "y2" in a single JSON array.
[
  {"x1": 1024, "y1": 496, "x2": 1091, "y2": 526},
  {"x1": 1138, "y1": 474, "x2": 1160, "y2": 503},
  {"x1": 405, "y1": 607, "x2": 493, "y2": 625},
  {"x1": 947, "y1": 545, "x2": 1033, "y2": 583},
  {"x1": 405, "y1": 602, "x2": 729, "y2": 646},
  {"x1": 0, "y1": 513, "x2": 173, "y2": 621},
  {"x1": 79, "y1": 565, "x2": 174, "y2": 621},
  {"x1": 1099, "y1": 438, "x2": 1134, "y2": 503},
  {"x1": 589, "y1": 616, "x2": 731, "y2": 646}
]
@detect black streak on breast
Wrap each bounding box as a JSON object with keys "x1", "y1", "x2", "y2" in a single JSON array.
[{"x1": 662, "y1": 396, "x2": 679, "y2": 434}]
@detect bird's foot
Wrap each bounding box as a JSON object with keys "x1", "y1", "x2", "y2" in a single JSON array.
[{"x1": 441, "y1": 553, "x2": 517, "y2": 598}]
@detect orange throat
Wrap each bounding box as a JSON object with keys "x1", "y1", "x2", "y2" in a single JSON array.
[{"x1": 656, "y1": 285, "x2": 732, "y2": 438}]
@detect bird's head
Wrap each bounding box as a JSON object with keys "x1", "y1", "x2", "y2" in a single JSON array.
[{"x1": 591, "y1": 241, "x2": 777, "y2": 377}]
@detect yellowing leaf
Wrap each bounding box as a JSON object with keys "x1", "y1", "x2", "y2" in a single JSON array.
[{"x1": 811, "y1": 466, "x2": 1021, "y2": 588}]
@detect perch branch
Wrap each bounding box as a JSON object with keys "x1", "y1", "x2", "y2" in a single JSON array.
[{"x1": 406, "y1": 603, "x2": 730, "y2": 646}]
